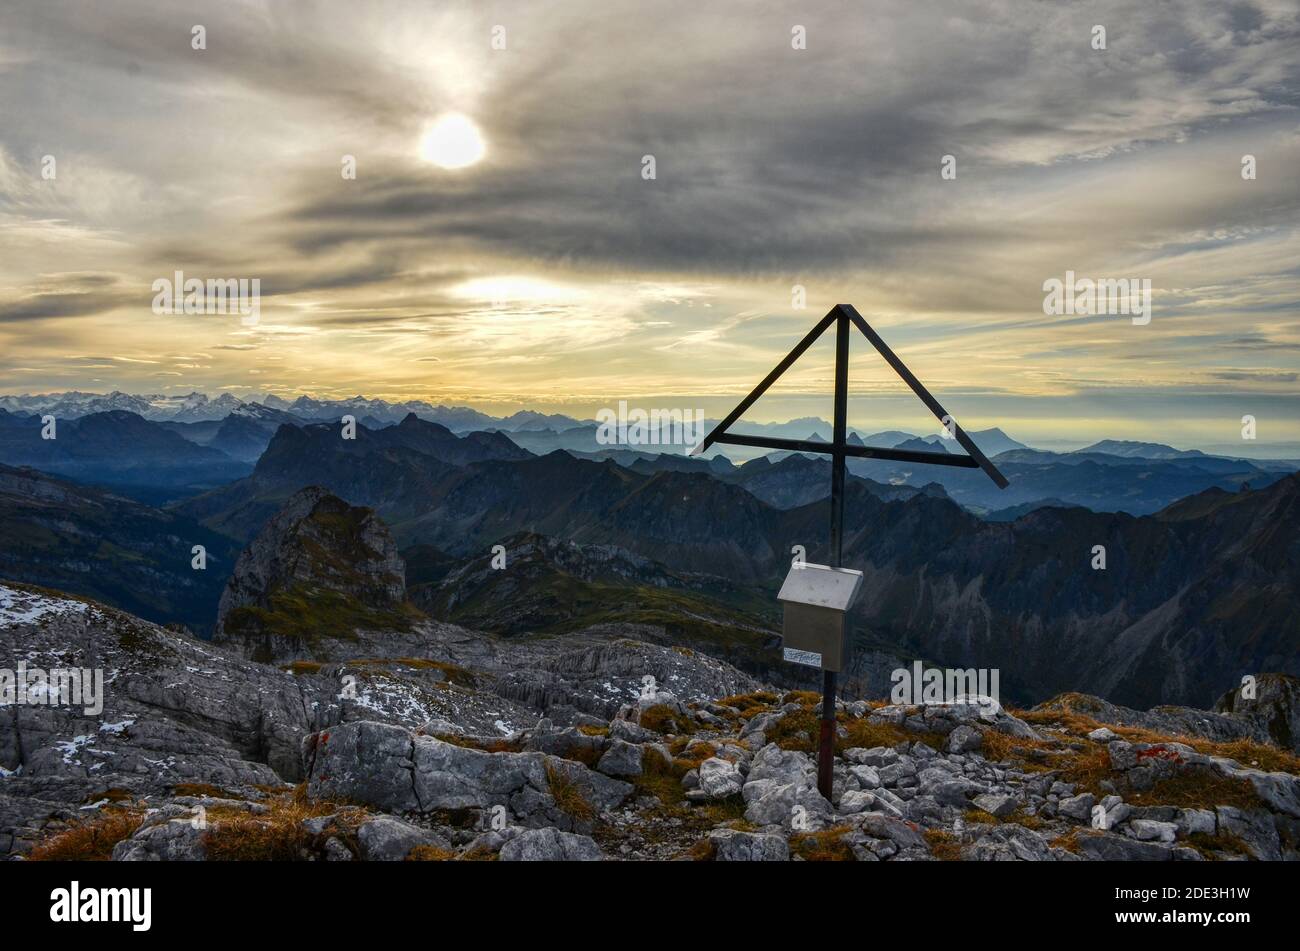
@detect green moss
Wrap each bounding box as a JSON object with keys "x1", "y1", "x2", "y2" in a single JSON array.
[{"x1": 223, "y1": 583, "x2": 421, "y2": 654}]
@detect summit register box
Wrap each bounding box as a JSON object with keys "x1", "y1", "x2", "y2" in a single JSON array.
[{"x1": 776, "y1": 563, "x2": 863, "y2": 672}]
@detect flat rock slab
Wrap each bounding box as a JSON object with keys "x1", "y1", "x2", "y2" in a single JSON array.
[{"x1": 304, "y1": 720, "x2": 633, "y2": 820}]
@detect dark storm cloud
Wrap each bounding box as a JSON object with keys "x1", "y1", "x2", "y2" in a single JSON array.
[
  {"x1": 255, "y1": 1, "x2": 1300, "y2": 276},
  {"x1": 5, "y1": 0, "x2": 1299, "y2": 278}
]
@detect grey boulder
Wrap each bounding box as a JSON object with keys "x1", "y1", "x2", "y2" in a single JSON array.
[
  {"x1": 596, "y1": 739, "x2": 644, "y2": 778},
  {"x1": 697, "y1": 758, "x2": 744, "y2": 799},
  {"x1": 709, "y1": 829, "x2": 789, "y2": 861},
  {"x1": 498, "y1": 827, "x2": 603, "y2": 861},
  {"x1": 357, "y1": 816, "x2": 449, "y2": 861}
]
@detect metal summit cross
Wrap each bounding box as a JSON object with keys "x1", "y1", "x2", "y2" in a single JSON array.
[{"x1": 692, "y1": 304, "x2": 1009, "y2": 800}]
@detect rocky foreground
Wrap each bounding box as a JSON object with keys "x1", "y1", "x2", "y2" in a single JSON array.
[{"x1": 2, "y1": 581, "x2": 1298, "y2": 862}]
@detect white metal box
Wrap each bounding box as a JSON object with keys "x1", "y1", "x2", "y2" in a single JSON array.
[{"x1": 776, "y1": 563, "x2": 863, "y2": 672}]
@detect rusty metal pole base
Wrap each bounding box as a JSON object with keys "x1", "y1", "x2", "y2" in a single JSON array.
[{"x1": 817, "y1": 669, "x2": 836, "y2": 800}]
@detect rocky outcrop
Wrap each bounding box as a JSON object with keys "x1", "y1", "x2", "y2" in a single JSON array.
[
  {"x1": 214, "y1": 487, "x2": 411, "y2": 662},
  {"x1": 492, "y1": 637, "x2": 760, "y2": 720},
  {"x1": 302, "y1": 720, "x2": 632, "y2": 835},
  {"x1": 8, "y1": 583, "x2": 1300, "y2": 862},
  {"x1": 1215, "y1": 674, "x2": 1300, "y2": 753},
  {"x1": 499, "y1": 827, "x2": 603, "y2": 861},
  {"x1": 1038, "y1": 677, "x2": 1300, "y2": 754},
  {"x1": 0, "y1": 584, "x2": 535, "y2": 856}
]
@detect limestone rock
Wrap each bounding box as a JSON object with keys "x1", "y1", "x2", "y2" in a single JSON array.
[
  {"x1": 698, "y1": 758, "x2": 744, "y2": 799},
  {"x1": 499, "y1": 827, "x2": 603, "y2": 861},
  {"x1": 710, "y1": 828, "x2": 789, "y2": 861},
  {"x1": 357, "y1": 816, "x2": 449, "y2": 861},
  {"x1": 596, "y1": 739, "x2": 643, "y2": 778},
  {"x1": 972, "y1": 793, "x2": 1018, "y2": 818}
]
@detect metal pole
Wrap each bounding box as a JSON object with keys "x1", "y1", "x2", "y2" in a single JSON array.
[
  {"x1": 818, "y1": 310, "x2": 850, "y2": 800},
  {"x1": 830, "y1": 310, "x2": 848, "y2": 565}
]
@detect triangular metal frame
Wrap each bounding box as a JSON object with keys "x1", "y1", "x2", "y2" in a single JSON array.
[{"x1": 695, "y1": 304, "x2": 1009, "y2": 489}]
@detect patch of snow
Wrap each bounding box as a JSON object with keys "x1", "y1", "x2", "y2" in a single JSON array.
[
  {"x1": 56, "y1": 734, "x2": 95, "y2": 764},
  {"x1": 0, "y1": 585, "x2": 88, "y2": 626}
]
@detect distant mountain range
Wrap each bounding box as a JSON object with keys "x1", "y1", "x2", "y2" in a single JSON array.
[
  {"x1": 0, "y1": 390, "x2": 591, "y2": 431},
  {"x1": 1, "y1": 388, "x2": 1295, "y2": 516},
  {"x1": 1, "y1": 398, "x2": 1295, "y2": 708}
]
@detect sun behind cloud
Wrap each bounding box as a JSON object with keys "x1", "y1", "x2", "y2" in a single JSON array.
[{"x1": 418, "y1": 113, "x2": 486, "y2": 169}]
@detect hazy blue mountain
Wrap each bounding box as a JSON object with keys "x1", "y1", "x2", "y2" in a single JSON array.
[
  {"x1": 177, "y1": 416, "x2": 531, "y2": 539},
  {"x1": 1080, "y1": 439, "x2": 1207, "y2": 459},
  {"x1": 845, "y1": 451, "x2": 1286, "y2": 514},
  {"x1": 978, "y1": 497, "x2": 1084, "y2": 521},
  {"x1": 922, "y1": 427, "x2": 1029, "y2": 456},
  {"x1": 0, "y1": 408, "x2": 250, "y2": 496},
  {"x1": 834, "y1": 473, "x2": 1300, "y2": 708}
]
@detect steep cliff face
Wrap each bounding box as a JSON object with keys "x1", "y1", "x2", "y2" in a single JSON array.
[
  {"x1": 1216, "y1": 674, "x2": 1300, "y2": 754},
  {"x1": 214, "y1": 487, "x2": 415, "y2": 662},
  {"x1": 0, "y1": 464, "x2": 237, "y2": 633}
]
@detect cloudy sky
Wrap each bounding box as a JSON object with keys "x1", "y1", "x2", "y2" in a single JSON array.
[{"x1": 1, "y1": 0, "x2": 1297, "y2": 448}]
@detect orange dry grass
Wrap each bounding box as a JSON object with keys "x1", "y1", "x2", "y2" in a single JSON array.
[
  {"x1": 428, "y1": 732, "x2": 523, "y2": 754},
  {"x1": 1022, "y1": 700, "x2": 1300, "y2": 775},
  {"x1": 203, "y1": 795, "x2": 368, "y2": 861},
  {"x1": 718, "y1": 691, "x2": 779, "y2": 713},
  {"x1": 924, "y1": 828, "x2": 964, "y2": 861},
  {"x1": 406, "y1": 844, "x2": 459, "y2": 861},
  {"x1": 544, "y1": 764, "x2": 596, "y2": 823},
  {"x1": 28, "y1": 809, "x2": 144, "y2": 861}
]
